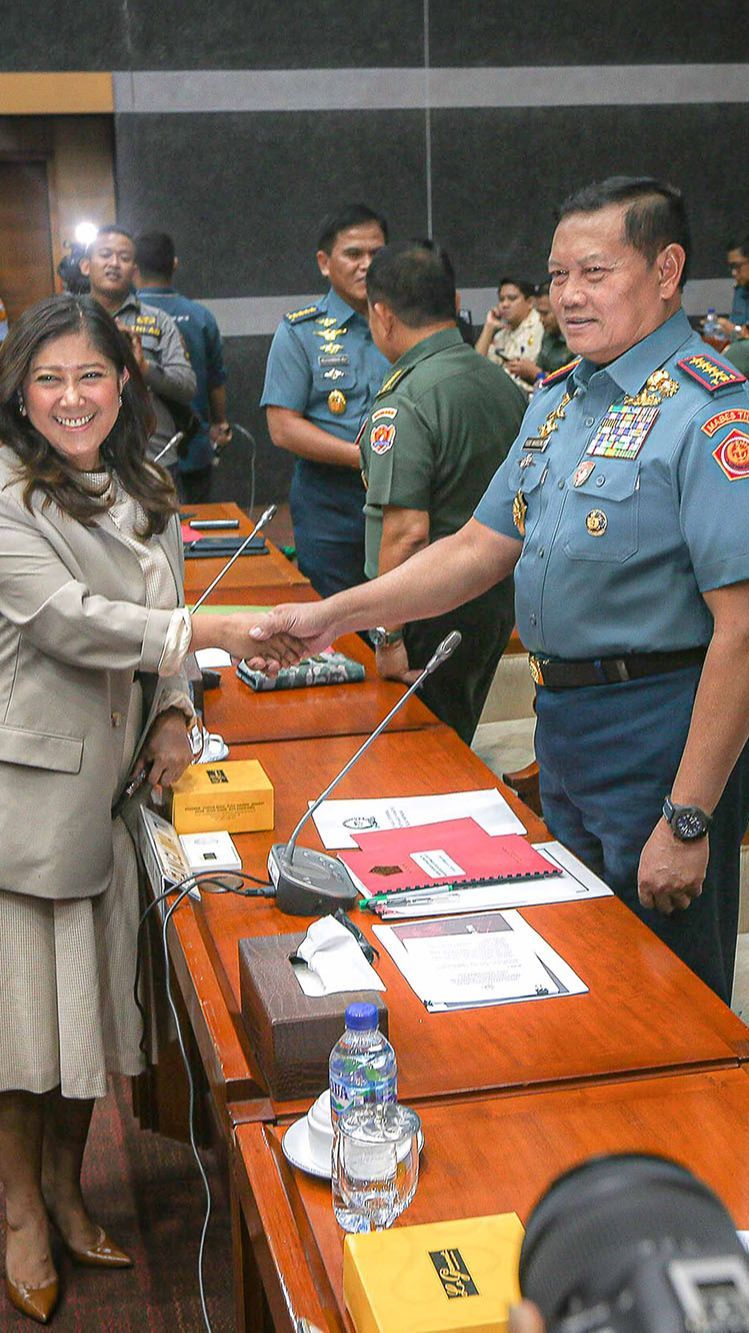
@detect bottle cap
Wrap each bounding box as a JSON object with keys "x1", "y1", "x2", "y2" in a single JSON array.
[{"x1": 344, "y1": 1001, "x2": 378, "y2": 1031}]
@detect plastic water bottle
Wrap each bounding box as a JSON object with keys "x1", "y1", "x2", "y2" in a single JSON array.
[
  {"x1": 329, "y1": 1002, "x2": 397, "y2": 1125},
  {"x1": 703, "y1": 308, "x2": 728, "y2": 351}
]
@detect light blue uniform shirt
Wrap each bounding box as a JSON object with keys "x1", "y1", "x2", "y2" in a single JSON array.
[
  {"x1": 260, "y1": 288, "x2": 388, "y2": 446},
  {"x1": 475, "y1": 309, "x2": 749, "y2": 659}
]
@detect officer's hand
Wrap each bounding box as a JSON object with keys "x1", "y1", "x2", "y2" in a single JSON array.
[
  {"x1": 116, "y1": 322, "x2": 147, "y2": 373},
  {"x1": 637, "y1": 818, "x2": 708, "y2": 915},
  {"x1": 246, "y1": 602, "x2": 337, "y2": 670},
  {"x1": 375, "y1": 639, "x2": 420, "y2": 685},
  {"x1": 507, "y1": 357, "x2": 540, "y2": 384},
  {"x1": 484, "y1": 306, "x2": 504, "y2": 331},
  {"x1": 210, "y1": 421, "x2": 233, "y2": 452}
]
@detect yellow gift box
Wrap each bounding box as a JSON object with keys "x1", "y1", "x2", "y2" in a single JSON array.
[
  {"x1": 343, "y1": 1212, "x2": 524, "y2": 1333},
  {"x1": 170, "y1": 759, "x2": 274, "y2": 835}
]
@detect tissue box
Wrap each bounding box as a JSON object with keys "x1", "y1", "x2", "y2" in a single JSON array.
[
  {"x1": 238, "y1": 932, "x2": 388, "y2": 1099},
  {"x1": 343, "y1": 1212, "x2": 524, "y2": 1333},
  {"x1": 170, "y1": 759, "x2": 274, "y2": 834}
]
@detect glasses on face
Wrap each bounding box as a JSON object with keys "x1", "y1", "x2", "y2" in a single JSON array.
[{"x1": 729, "y1": 260, "x2": 749, "y2": 272}]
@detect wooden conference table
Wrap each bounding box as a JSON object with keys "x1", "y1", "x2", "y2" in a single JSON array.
[
  {"x1": 182, "y1": 501, "x2": 317, "y2": 604},
  {"x1": 231, "y1": 1066, "x2": 749, "y2": 1332}
]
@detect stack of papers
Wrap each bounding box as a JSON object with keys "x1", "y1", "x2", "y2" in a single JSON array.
[
  {"x1": 310, "y1": 788, "x2": 526, "y2": 848},
  {"x1": 374, "y1": 909, "x2": 588, "y2": 1012}
]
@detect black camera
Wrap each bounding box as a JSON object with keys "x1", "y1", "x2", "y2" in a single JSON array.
[{"x1": 520, "y1": 1153, "x2": 749, "y2": 1332}]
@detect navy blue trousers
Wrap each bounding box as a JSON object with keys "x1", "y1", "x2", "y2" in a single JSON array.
[
  {"x1": 290, "y1": 463, "x2": 365, "y2": 599},
  {"x1": 535, "y1": 666, "x2": 749, "y2": 1004}
]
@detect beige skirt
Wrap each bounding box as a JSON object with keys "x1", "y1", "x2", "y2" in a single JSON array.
[{"x1": 0, "y1": 820, "x2": 146, "y2": 1100}]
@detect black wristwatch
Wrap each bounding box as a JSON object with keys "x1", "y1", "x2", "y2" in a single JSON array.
[
  {"x1": 662, "y1": 795, "x2": 712, "y2": 842},
  {"x1": 369, "y1": 627, "x2": 404, "y2": 647}
]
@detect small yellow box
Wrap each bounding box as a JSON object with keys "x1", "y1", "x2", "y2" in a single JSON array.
[
  {"x1": 170, "y1": 759, "x2": 274, "y2": 835},
  {"x1": 343, "y1": 1212, "x2": 524, "y2": 1333}
]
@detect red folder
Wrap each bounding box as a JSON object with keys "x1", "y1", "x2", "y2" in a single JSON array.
[{"x1": 339, "y1": 818, "x2": 560, "y2": 898}]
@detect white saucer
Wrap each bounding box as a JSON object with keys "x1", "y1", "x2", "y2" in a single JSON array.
[
  {"x1": 282, "y1": 1096, "x2": 424, "y2": 1180},
  {"x1": 282, "y1": 1114, "x2": 332, "y2": 1179}
]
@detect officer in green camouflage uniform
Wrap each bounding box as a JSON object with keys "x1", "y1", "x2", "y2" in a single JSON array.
[{"x1": 361, "y1": 241, "x2": 526, "y2": 742}]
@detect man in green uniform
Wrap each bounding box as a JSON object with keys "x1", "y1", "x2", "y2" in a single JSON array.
[{"x1": 361, "y1": 240, "x2": 526, "y2": 741}]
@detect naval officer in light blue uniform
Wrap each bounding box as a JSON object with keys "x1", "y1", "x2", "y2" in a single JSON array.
[
  {"x1": 251, "y1": 177, "x2": 749, "y2": 1005},
  {"x1": 262, "y1": 205, "x2": 389, "y2": 597}
]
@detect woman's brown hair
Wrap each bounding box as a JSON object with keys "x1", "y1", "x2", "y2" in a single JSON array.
[{"x1": 0, "y1": 294, "x2": 177, "y2": 536}]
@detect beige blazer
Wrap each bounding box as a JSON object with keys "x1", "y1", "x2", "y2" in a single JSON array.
[{"x1": 0, "y1": 446, "x2": 187, "y2": 901}]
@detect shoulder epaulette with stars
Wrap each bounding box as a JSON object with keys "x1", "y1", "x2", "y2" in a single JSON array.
[
  {"x1": 284, "y1": 305, "x2": 321, "y2": 325},
  {"x1": 676, "y1": 351, "x2": 747, "y2": 392},
  {"x1": 539, "y1": 357, "x2": 581, "y2": 389},
  {"x1": 375, "y1": 366, "x2": 411, "y2": 398}
]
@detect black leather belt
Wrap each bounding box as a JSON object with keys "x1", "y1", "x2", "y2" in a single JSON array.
[{"x1": 529, "y1": 647, "x2": 706, "y2": 689}]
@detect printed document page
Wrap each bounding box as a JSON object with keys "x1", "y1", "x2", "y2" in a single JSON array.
[
  {"x1": 373, "y1": 909, "x2": 588, "y2": 1011},
  {"x1": 311, "y1": 789, "x2": 526, "y2": 849}
]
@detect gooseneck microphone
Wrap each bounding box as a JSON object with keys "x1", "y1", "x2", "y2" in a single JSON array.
[
  {"x1": 267, "y1": 630, "x2": 462, "y2": 915},
  {"x1": 190, "y1": 503, "x2": 277, "y2": 611}
]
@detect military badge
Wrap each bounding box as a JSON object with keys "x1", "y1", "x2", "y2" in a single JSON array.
[
  {"x1": 586, "y1": 403, "x2": 659, "y2": 460},
  {"x1": 321, "y1": 342, "x2": 343, "y2": 354},
  {"x1": 519, "y1": 453, "x2": 536, "y2": 471},
  {"x1": 512, "y1": 491, "x2": 527, "y2": 536},
  {"x1": 521, "y1": 437, "x2": 549, "y2": 453},
  {"x1": 328, "y1": 390, "x2": 347, "y2": 415},
  {"x1": 677, "y1": 354, "x2": 747, "y2": 392},
  {"x1": 701, "y1": 407, "x2": 749, "y2": 437},
  {"x1": 370, "y1": 421, "x2": 396, "y2": 454},
  {"x1": 585, "y1": 509, "x2": 607, "y2": 536},
  {"x1": 712, "y1": 429, "x2": 749, "y2": 480},
  {"x1": 323, "y1": 368, "x2": 345, "y2": 380},
  {"x1": 646, "y1": 368, "x2": 679, "y2": 398},
  {"x1": 371, "y1": 406, "x2": 397, "y2": 422},
  {"x1": 285, "y1": 305, "x2": 319, "y2": 324},
  {"x1": 318, "y1": 354, "x2": 349, "y2": 366},
  {"x1": 316, "y1": 316, "x2": 337, "y2": 327},
  {"x1": 573, "y1": 461, "x2": 595, "y2": 487}
]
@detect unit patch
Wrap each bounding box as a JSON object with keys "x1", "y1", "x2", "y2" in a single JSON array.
[
  {"x1": 712, "y1": 429, "x2": 749, "y2": 480},
  {"x1": 677, "y1": 354, "x2": 747, "y2": 392},
  {"x1": 370, "y1": 423, "x2": 396, "y2": 455},
  {"x1": 371, "y1": 407, "x2": 398, "y2": 422},
  {"x1": 586, "y1": 403, "x2": 659, "y2": 460},
  {"x1": 701, "y1": 407, "x2": 749, "y2": 437}
]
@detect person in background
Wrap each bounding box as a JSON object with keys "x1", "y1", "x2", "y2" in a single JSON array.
[
  {"x1": 135, "y1": 231, "x2": 231, "y2": 503},
  {"x1": 261, "y1": 203, "x2": 389, "y2": 596},
  {"x1": 361, "y1": 239, "x2": 526, "y2": 742},
  {"x1": 81, "y1": 226, "x2": 196, "y2": 474},
  {"x1": 475, "y1": 277, "x2": 544, "y2": 394},
  {"x1": 505, "y1": 281, "x2": 571, "y2": 388},
  {"x1": 717, "y1": 231, "x2": 749, "y2": 341}
]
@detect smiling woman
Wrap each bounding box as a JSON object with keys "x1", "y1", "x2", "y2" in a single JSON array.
[{"x1": 22, "y1": 332, "x2": 127, "y2": 472}]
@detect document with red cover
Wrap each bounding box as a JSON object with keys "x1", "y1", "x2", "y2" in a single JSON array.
[{"x1": 338, "y1": 817, "x2": 560, "y2": 899}]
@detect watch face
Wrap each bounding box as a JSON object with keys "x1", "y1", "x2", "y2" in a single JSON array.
[{"x1": 674, "y1": 809, "x2": 707, "y2": 840}]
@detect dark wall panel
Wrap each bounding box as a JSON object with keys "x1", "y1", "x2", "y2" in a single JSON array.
[
  {"x1": 114, "y1": 111, "x2": 428, "y2": 297},
  {"x1": 211, "y1": 335, "x2": 294, "y2": 509},
  {"x1": 430, "y1": 104, "x2": 749, "y2": 284},
  {"x1": 1, "y1": 1, "x2": 423, "y2": 72},
  {"x1": 429, "y1": 0, "x2": 749, "y2": 66}
]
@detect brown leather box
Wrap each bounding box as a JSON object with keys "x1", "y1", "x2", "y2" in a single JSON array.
[{"x1": 238, "y1": 933, "x2": 388, "y2": 1100}]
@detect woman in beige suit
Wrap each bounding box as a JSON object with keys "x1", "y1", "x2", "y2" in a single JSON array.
[{"x1": 0, "y1": 295, "x2": 287, "y2": 1323}]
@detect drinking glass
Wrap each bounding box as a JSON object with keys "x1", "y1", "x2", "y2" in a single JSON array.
[{"x1": 332, "y1": 1102, "x2": 421, "y2": 1233}]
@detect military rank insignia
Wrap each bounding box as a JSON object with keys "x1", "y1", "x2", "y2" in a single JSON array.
[
  {"x1": 677, "y1": 353, "x2": 747, "y2": 391},
  {"x1": 540, "y1": 358, "x2": 581, "y2": 388},
  {"x1": 586, "y1": 403, "x2": 659, "y2": 460},
  {"x1": 370, "y1": 406, "x2": 397, "y2": 455},
  {"x1": 285, "y1": 305, "x2": 320, "y2": 324}
]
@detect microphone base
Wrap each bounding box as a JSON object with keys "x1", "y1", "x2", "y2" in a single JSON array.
[{"x1": 267, "y1": 843, "x2": 358, "y2": 916}]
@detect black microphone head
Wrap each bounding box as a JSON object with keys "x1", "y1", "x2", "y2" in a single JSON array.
[{"x1": 425, "y1": 629, "x2": 462, "y2": 675}]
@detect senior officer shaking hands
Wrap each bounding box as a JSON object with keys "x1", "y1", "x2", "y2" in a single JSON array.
[
  {"x1": 250, "y1": 177, "x2": 749, "y2": 1004},
  {"x1": 261, "y1": 203, "x2": 389, "y2": 597}
]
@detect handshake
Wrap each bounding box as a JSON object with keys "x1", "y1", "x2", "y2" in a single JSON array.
[{"x1": 192, "y1": 601, "x2": 340, "y2": 675}]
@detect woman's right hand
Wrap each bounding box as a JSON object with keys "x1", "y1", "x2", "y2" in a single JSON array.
[{"x1": 189, "y1": 603, "x2": 337, "y2": 671}]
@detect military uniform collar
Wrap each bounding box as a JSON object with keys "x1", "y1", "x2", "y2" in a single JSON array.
[
  {"x1": 325, "y1": 288, "x2": 365, "y2": 325},
  {"x1": 572, "y1": 309, "x2": 694, "y2": 395},
  {"x1": 391, "y1": 325, "x2": 463, "y2": 374},
  {"x1": 113, "y1": 292, "x2": 140, "y2": 318}
]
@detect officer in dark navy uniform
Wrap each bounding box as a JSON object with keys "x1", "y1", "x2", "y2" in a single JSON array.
[
  {"x1": 252, "y1": 178, "x2": 749, "y2": 1004},
  {"x1": 261, "y1": 204, "x2": 389, "y2": 597}
]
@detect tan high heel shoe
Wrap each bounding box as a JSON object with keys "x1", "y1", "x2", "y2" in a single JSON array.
[
  {"x1": 61, "y1": 1225, "x2": 132, "y2": 1270},
  {"x1": 6, "y1": 1273, "x2": 59, "y2": 1324}
]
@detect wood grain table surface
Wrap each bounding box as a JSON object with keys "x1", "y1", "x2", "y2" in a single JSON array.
[{"x1": 232, "y1": 1064, "x2": 749, "y2": 1332}]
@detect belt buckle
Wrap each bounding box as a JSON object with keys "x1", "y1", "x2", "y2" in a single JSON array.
[{"x1": 529, "y1": 655, "x2": 546, "y2": 686}]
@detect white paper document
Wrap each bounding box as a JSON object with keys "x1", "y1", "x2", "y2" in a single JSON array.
[
  {"x1": 195, "y1": 647, "x2": 233, "y2": 668},
  {"x1": 358, "y1": 840, "x2": 613, "y2": 919},
  {"x1": 373, "y1": 909, "x2": 588, "y2": 1011},
  {"x1": 311, "y1": 788, "x2": 526, "y2": 850}
]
